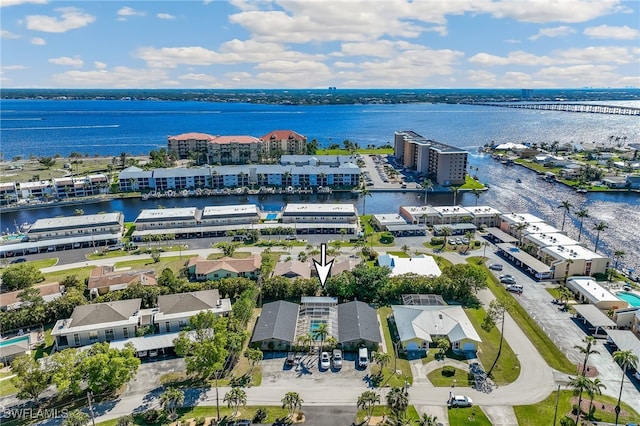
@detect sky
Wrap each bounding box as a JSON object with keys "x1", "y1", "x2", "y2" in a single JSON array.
[{"x1": 1, "y1": 0, "x2": 639, "y2": 89}]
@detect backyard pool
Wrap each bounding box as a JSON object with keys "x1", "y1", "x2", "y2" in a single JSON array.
[
  {"x1": 0, "y1": 334, "x2": 30, "y2": 348},
  {"x1": 617, "y1": 291, "x2": 640, "y2": 307},
  {"x1": 266, "y1": 213, "x2": 278, "y2": 220},
  {"x1": 310, "y1": 320, "x2": 326, "y2": 339}
]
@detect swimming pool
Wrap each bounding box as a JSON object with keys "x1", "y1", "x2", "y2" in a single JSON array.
[
  {"x1": 0, "y1": 334, "x2": 30, "y2": 348},
  {"x1": 310, "y1": 320, "x2": 326, "y2": 340},
  {"x1": 617, "y1": 291, "x2": 640, "y2": 307},
  {"x1": 266, "y1": 213, "x2": 277, "y2": 220}
]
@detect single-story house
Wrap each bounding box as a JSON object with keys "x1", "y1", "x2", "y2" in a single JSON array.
[
  {"x1": 88, "y1": 265, "x2": 157, "y2": 297},
  {"x1": 377, "y1": 254, "x2": 442, "y2": 278},
  {"x1": 186, "y1": 255, "x2": 261, "y2": 281},
  {"x1": 391, "y1": 305, "x2": 482, "y2": 352},
  {"x1": 0, "y1": 282, "x2": 63, "y2": 311},
  {"x1": 273, "y1": 260, "x2": 311, "y2": 280}
]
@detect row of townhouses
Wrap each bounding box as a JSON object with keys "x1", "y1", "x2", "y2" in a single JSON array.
[{"x1": 0, "y1": 174, "x2": 109, "y2": 205}]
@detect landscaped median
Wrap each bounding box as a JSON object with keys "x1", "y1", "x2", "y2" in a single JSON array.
[{"x1": 467, "y1": 257, "x2": 576, "y2": 374}]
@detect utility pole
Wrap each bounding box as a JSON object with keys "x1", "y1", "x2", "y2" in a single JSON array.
[
  {"x1": 552, "y1": 383, "x2": 561, "y2": 425},
  {"x1": 87, "y1": 391, "x2": 96, "y2": 426},
  {"x1": 215, "y1": 371, "x2": 220, "y2": 424}
]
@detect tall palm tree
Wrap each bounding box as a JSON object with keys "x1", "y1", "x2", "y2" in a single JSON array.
[
  {"x1": 312, "y1": 322, "x2": 329, "y2": 352},
  {"x1": 224, "y1": 387, "x2": 247, "y2": 417},
  {"x1": 386, "y1": 386, "x2": 409, "y2": 415},
  {"x1": 360, "y1": 187, "x2": 372, "y2": 215},
  {"x1": 592, "y1": 221, "x2": 608, "y2": 253},
  {"x1": 357, "y1": 391, "x2": 380, "y2": 425},
  {"x1": 471, "y1": 188, "x2": 482, "y2": 206},
  {"x1": 450, "y1": 185, "x2": 461, "y2": 206},
  {"x1": 160, "y1": 387, "x2": 184, "y2": 419},
  {"x1": 569, "y1": 374, "x2": 591, "y2": 424},
  {"x1": 512, "y1": 222, "x2": 529, "y2": 246},
  {"x1": 575, "y1": 336, "x2": 600, "y2": 377},
  {"x1": 557, "y1": 200, "x2": 573, "y2": 231},
  {"x1": 612, "y1": 349, "x2": 638, "y2": 425},
  {"x1": 281, "y1": 391, "x2": 303, "y2": 418},
  {"x1": 575, "y1": 208, "x2": 589, "y2": 241},
  {"x1": 439, "y1": 226, "x2": 452, "y2": 248},
  {"x1": 422, "y1": 179, "x2": 433, "y2": 204},
  {"x1": 586, "y1": 378, "x2": 606, "y2": 420}
]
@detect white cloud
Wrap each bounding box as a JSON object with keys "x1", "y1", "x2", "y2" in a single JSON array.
[
  {"x1": 49, "y1": 56, "x2": 83, "y2": 67},
  {"x1": 51, "y1": 66, "x2": 170, "y2": 88},
  {"x1": 468, "y1": 51, "x2": 554, "y2": 67},
  {"x1": 535, "y1": 64, "x2": 619, "y2": 86},
  {"x1": 529, "y1": 26, "x2": 575, "y2": 41},
  {"x1": 584, "y1": 25, "x2": 640, "y2": 40},
  {"x1": 178, "y1": 73, "x2": 218, "y2": 82},
  {"x1": 480, "y1": 0, "x2": 629, "y2": 23},
  {"x1": 94, "y1": 61, "x2": 107, "y2": 69},
  {"x1": 26, "y1": 7, "x2": 95, "y2": 33},
  {"x1": 469, "y1": 46, "x2": 637, "y2": 67},
  {"x1": 30, "y1": 37, "x2": 45, "y2": 45},
  {"x1": 157, "y1": 13, "x2": 175, "y2": 20},
  {"x1": 1, "y1": 30, "x2": 21, "y2": 38},
  {"x1": 117, "y1": 7, "x2": 145, "y2": 21},
  {"x1": 2, "y1": 65, "x2": 29, "y2": 70},
  {"x1": 0, "y1": 0, "x2": 47, "y2": 7}
]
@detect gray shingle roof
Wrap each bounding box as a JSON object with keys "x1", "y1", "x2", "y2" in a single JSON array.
[
  {"x1": 70, "y1": 299, "x2": 141, "y2": 327},
  {"x1": 251, "y1": 301, "x2": 299, "y2": 344},
  {"x1": 337, "y1": 301, "x2": 381, "y2": 344},
  {"x1": 157, "y1": 290, "x2": 220, "y2": 315}
]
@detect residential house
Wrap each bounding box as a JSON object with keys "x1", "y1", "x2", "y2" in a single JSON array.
[
  {"x1": 88, "y1": 265, "x2": 157, "y2": 297},
  {"x1": 377, "y1": 254, "x2": 442, "y2": 278},
  {"x1": 0, "y1": 282, "x2": 63, "y2": 311},
  {"x1": 273, "y1": 261, "x2": 312, "y2": 280},
  {"x1": 155, "y1": 289, "x2": 231, "y2": 334},
  {"x1": 186, "y1": 255, "x2": 261, "y2": 281}
]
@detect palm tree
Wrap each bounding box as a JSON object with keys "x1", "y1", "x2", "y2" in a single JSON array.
[
  {"x1": 400, "y1": 244, "x2": 409, "y2": 256},
  {"x1": 464, "y1": 230, "x2": 474, "y2": 248},
  {"x1": 557, "y1": 200, "x2": 573, "y2": 231},
  {"x1": 417, "y1": 413, "x2": 439, "y2": 426},
  {"x1": 450, "y1": 185, "x2": 461, "y2": 205},
  {"x1": 592, "y1": 221, "x2": 608, "y2": 253},
  {"x1": 612, "y1": 349, "x2": 638, "y2": 425},
  {"x1": 575, "y1": 208, "x2": 589, "y2": 241},
  {"x1": 312, "y1": 322, "x2": 329, "y2": 352},
  {"x1": 160, "y1": 387, "x2": 184, "y2": 419},
  {"x1": 372, "y1": 351, "x2": 391, "y2": 372},
  {"x1": 512, "y1": 222, "x2": 529, "y2": 246},
  {"x1": 296, "y1": 333, "x2": 313, "y2": 353},
  {"x1": 386, "y1": 386, "x2": 409, "y2": 415},
  {"x1": 360, "y1": 187, "x2": 372, "y2": 215},
  {"x1": 421, "y1": 179, "x2": 433, "y2": 204},
  {"x1": 569, "y1": 374, "x2": 591, "y2": 424},
  {"x1": 575, "y1": 336, "x2": 599, "y2": 377},
  {"x1": 281, "y1": 391, "x2": 303, "y2": 418},
  {"x1": 439, "y1": 226, "x2": 452, "y2": 248},
  {"x1": 224, "y1": 387, "x2": 247, "y2": 417},
  {"x1": 357, "y1": 391, "x2": 380, "y2": 425},
  {"x1": 471, "y1": 188, "x2": 482, "y2": 206},
  {"x1": 586, "y1": 378, "x2": 606, "y2": 420},
  {"x1": 482, "y1": 241, "x2": 490, "y2": 259}
]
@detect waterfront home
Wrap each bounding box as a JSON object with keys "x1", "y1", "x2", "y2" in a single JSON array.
[
  {"x1": 393, "y1": 130, "x2": 468, "y2": 186},
  {"x1": 391, "y1": 304, "x2": 481, "y2": 352},
  {"x1": 371, "y1": 214, "x2": 408, "y2": 231},
  {"x1": 281, "y1": 203, "x2": 359, "y2": 234},
  {"x1": 51, "y1": 299, "x2": 142, "y2": 350},
  {"x1": 52, "y1": 174, "x2": 109, "y2": 198},
  {"x1": 88, "y1": 265, "x2": 157, "y2": 297},
  {"x1": 155, "y1": 289, "x2": 231, "y2": 333},
  {"x1": 261, "y1": 130, "x2": 307, "y2": 158},
  {"x1": 377, "y1": 254, "x2": 442, "y2": 278},
  {"x1": 539, "y1": 245, "x2": 610, "y2": 280},
  {"x1": 279, "y1": 154, "x2": 355, "y2": 167},
  {"x1": 250, "y1": 297, "x2": 381, "y2": 352},
  {"x1": 118, "y1": 166, "x2": 153, "y2": 192},
  {"x1": 200, "y1": 205, "x2": 260, "y2": 227},
  {"x1": 467, "y1": 206, "x2": 502, "y2": 228},
  {"x1": 26, "y1": 212, "x2": 124, "y2": 242},
  {"x1": 186, "y1": 255, "x2": 261, "y2": 281},
  {"x1": 602, "y1": 177, "x2": 628, "y2": 189},
  {"x1": 431, "y1": 206, "x2": 472, "y2": 224},
  {"x1": 399, "y1": 206, "x2": 440, "y2": 225},
  {"x1": 17, "y1": 180, "x2": 53, "y2": 200},
  {"x1": 207, "y1": 135, "x2": 262, "y2": 165},
  {"x1": 167, "y1": 132, "x2": 215, "y2": 160},
  {"x1": 0, "y1": 182, "x2": 18, "y2": 205},
  {"x1": 134, "y1": 207, "x2": 200, "y2": 232},
  {"x1": 566, "y1": 277, "x2": 628, "y2": 310}
]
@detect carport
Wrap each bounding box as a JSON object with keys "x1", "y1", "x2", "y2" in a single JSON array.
[
  {"x1": 572, "y1": 304, "x2": 617, "y2": 335},
  {"x1": 495, "y1": 242, "x2": 552, "y2": 280},
  {"x1": 109, "y1": 331, "x2": 185, "y2": 357},
  {"x1": 606, "y1": 329, "x2": 640, "y2": 361},
  {"x1": 485, "y1": 227, "x2": 518, "y2": 244},
  {"x1": 386, "y1": 224, "x2": 427, "y2": 236}
]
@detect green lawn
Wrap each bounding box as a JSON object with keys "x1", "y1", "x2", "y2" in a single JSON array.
[
  {"x1": 114, "y1": 256, "x2": 186, "y2": 274},
  {"x1": 33, "y1": 327, "x2": 55, "y2": 359},
  {"x1": 42, "y1": 266, "x2": 94, "y2": 284},
  {"x1": 466, "y1": 257, "x2": 575, "y2": 374},
  {"x1": 377, "y1": 307, "x2": 413, "y2": 386},
  {"x1": 447, "y1": 407, "x2": 492, "y2": 426},
  {"x1": 386, "y1": 251, "x2": 410, "y2": 258},
  {"x1": 465, "y1": 307, "x2": 521, "y2": 385},
  {"x1": 27, "y1": 258, "x2": 58, "y2": 269},
  {"x1": 460, "y1": 175, "x2": 485, "y2": 190},
  {"x1": 0, "y1": 378, "x2": 17, "y2": 397},
  {"x1": 356, "y1": 405, "x2": 420, "y2": 424},
  {"x1": 316, "y1": 147, "x2": 394, "y2": 155},
  {"x1": 427, "y1": 366, "x2": 473, "y2": 387},
  {"x1": 207, "y1": 251, "x2": 253, "y2": 260},
  {"x1": 514, "y1": 390, "x2": 639, "y2": 426}
]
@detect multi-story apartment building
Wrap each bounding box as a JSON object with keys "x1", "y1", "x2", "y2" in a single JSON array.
[
  {"x1": 393, "y1": 131, "x2": 468, "y2": 186},
  {"x1": 207, "y1": 135, "x2": 262, "y2": 164},
  {"x1": 167, "y1": 132, "x2": 215, "y2": 160},
  {"x1": 26, "y1": 212, "x2": 124, "y2": 241},
  {"x1": 261, "y1": 130, "x2": 307, "y2": 159}
]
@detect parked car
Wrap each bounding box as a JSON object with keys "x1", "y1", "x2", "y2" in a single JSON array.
[
  {"x1": 489, "y1": 263, "x2": 503, "y2": 271},
  {"x1": 332, "y1": 349, "x2": 343, "y2": 369},
  {"x1": 229, "y1": 420, "x2": 252, "y2": 426},
  {"x1": 500, "y1": 274, "x2": 517, "y2": 284},
  {"x1": 320, "y1": 352, "x2": 331, "y2": 370},
  {"x1": 10, "y1": 258, "x2": 26, "y2": 264},
  {"x1": 286, "y1": 352, "x2": 296, "y2": 367},
  {"x1": 358, "y1": 347, "x2": 369, "y2": 368},
  {"x1": 448, "y1": 394, "x2": 473, "y2": 407},
  {"x1": 633, "y1": 371, "x2": 640, "y2": 381},
  {"x1": 506, "y1": 284, "x2": 523, "y2": 293}
]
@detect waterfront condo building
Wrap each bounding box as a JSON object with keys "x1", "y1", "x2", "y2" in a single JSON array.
[
  {"x1": 261, "y1": 130, "x2": 307, "y2": 159},
  {"x1": 167, "y1": 132, "x2": 215, "y2": 160},
  {"x1": 207, "y1": 135, "x2": 262, "y2": 165},
  {"x1": 393, "y1": 131, "x2": 468, "y2": 186}
]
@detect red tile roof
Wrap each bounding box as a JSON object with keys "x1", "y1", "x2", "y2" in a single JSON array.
[
  {"x1": 260, "y1": 130, "x2": 306, "y2": 141},
  {"x1": 211, "y1": 135, "x2": 261, "y2": 145},
  {"x1": 168, "y1": 132, "x2": 217, "y2": 141}
]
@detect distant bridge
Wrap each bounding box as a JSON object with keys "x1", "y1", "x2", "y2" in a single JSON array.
[{"x1": 470, "y1": 102, "x2": 640, "y2": 116}]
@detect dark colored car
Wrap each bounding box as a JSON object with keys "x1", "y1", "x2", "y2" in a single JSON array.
[
  {"x1": 286, "y1": 352, "x2": 296, "y2": 367},
  {"x1": 10, "y1": 258, "x2": 27, "y2": 264}
]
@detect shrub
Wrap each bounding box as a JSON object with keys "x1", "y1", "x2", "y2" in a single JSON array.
[
  {"x1": 380, "y1": 232, "x2": 394, "y2": 244},
  {"x1": 142, "y1": 409, "x2": 163, "y2": 424},
  {"x1": 430, "y1": 237, "x2": 444, "y2": 246},
  {"x1": 195, "y1": 417, "x2": 206, "y2": 426},
  {"x1": 442, "y1": 366, "x2": 455, "y2": 377},
  {"x1": 592, "y1": 272, "x2": 607, "y2": 281},
  {"x1": 116, "y1": 415, "x2": 134, "y2": 426},
  {"x1": 253, "y1": 408, "x2": 268, "y2": 423}
]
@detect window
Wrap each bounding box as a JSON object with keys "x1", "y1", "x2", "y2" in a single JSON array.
[
  {"x1": 105, "y1": 329, "x2": 114, "y2": 341},
  {"x1": 179, "y1": 319, "x2": 188, "y2": 329},
  {"x1": 123, "y1": 328, "x2": 129, "y2": 339},
  {"x1": 89, "y1": 330, "x2": 98, "y2": 342},
  {"x1": 74, "y1": 334, "x2": 80, "y2": 346},
  {"x1": 165, "y1": 322, "x2": 171, "y2": 333}
]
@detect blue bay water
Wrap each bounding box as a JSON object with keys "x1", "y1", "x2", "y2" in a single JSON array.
[{"x1": 0, "y1": 98, "x2": 639, "y2": 274}]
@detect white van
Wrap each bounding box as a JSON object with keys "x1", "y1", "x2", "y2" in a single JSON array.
[
  {"x1": 506, "y1": 284, "x2": 523, "y2": 293},
  {"x1": 358, "y1": 347, "x2": 369, "y2": 368}
]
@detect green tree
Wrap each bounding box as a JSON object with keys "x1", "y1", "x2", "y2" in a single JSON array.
[
  {"x1": 174, "y1": 311, "x2": 229, "y2": 380},
  {"x1": 438, "y1": 226, "x2": 451, "y2": 247},
  {"x1": 60, "y1": 274, "x2": 85, "y2": 292},
  {"x1": 38, "y1": 157, "x2": 56, "y2": 168},
  {"x1": 2, "y1": 263, "x2": 44, "y2": 290},
  {"x1": 357, "y1": 390, "x2": 380, "y2": 425},
  {"x1": 360, "y1": 187, "x2": 372, "y2": 215},
  {"x1": 386, "y1": 386, "x2": 409, "y2": 414},
  {"x1": 482, "y1": 297, "x2": 514, "y2": 377},
  {"x1": 575, "y1": 336, "x2": 599, "y2": 377},
  {"x1": 74, "y1": 209, "x2": 84, "y2": 216},
  {"x1": 557, "y1": 200, "x2": 573, "y2": 231},
  {"x1": 296, "y1": 333, "x2": 313, "y2": 353},
  {"x1": 575, "y1": 208, "x2": 589, "y2": 241},
  {"x1": 444, "y1": 263, "x2": 488, "y2": 296},
  {"x1": 592, "y1": 221, "x2": 608, "y2": 253},
  {"x1": 62, "y1": 410, "x2": 90, "y2": 426},
  {"x1": 569, "y1": 374, "x2": 591, "y2": 424},
  {"x1": 450, "y1": 185, "x2": 461, "y2": 205},
  {"x1": 281, "y1": 391, "x2": 303, "y2": 417},
  {"x1": 150, "y1": 248, "x2": 162, "y2": 263},
  {"x1": 224, "y1": 387, "x2": 247, "y2": 417},
  {"x1": 244, "y1": 348, "x2": 263, "y2": 372},
  {"x1": 48, "y1": 288, "x2": 87, "y2": 319},
  {"x1": 116, "y1": 415, "x2": 134, "y2": 426},
  {"x1": 610, "y1": 250, "x2": 625, "y2": 281},
  {"x1": 586, "y1": 378, "x2": 606, "y2": 420},
  {"x1": 312, "y1": 321, "x2": 330, "y2": 351},
  {"x1": 10, "y1": 354, "x2": 50, "y2": 402},
  {"x1": 18, "y1": 286, "x2": 47, "y2": 324},
  {"x1": 612, "y1": 349, "x2": 638, "y2": 425},
  {"x1": 160, "y1": 387, "x2": 184, "y2": 419},
  {"x1": 372, "y1": 351, "x2": 391, "y2": 371},
  {"x1": 49, "y1": 348, "x2": 84, "y2": 396},
  {"x1": 421, "y1": 179, "x2": 433, "y2": 204},
  {"x1": 80, "y1": 342, "x2": 140, "y2": 394},
  {"x1": 434, "y1": 337, "x2": 450, "y2": 358},
  {"x1": 218, "y1": 242, "x2": 236, "y2": 257}
]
